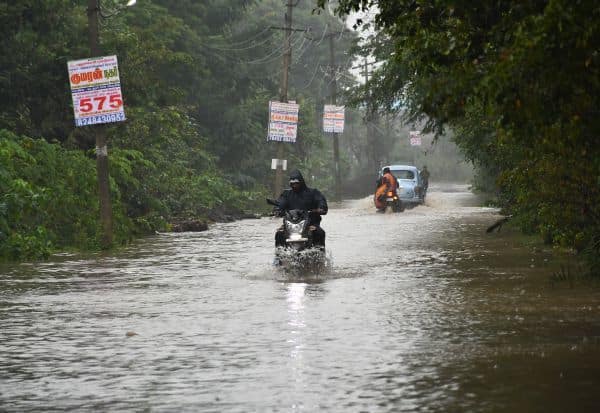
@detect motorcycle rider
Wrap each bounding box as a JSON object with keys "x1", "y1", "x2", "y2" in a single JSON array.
[
  {"x1": 420, "y1": 165, "x2": 430, "y2": 195},
  {"x1": 274, "y1": 170, "x2": 328, "y2": 250},
  {"x1": 382, "y1": 167, "x2": 399, "y2": 195},
  {"x1": 375, "y1": 167, "x2": 399, "y2": 210}
]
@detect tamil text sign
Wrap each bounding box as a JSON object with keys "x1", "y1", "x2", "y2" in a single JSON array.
[
  {"x1": 68, "y1": 55, "x2": 125, "y2": 127},
  {"x1": 267, "y1": 101, "x2": 299, "y2": 143},
  {"x1": 323, "y1": 105, "x2": 345, "y2": 133}
]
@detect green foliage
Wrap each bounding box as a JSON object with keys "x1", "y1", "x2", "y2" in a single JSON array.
[
  {"x1": 0, "y1": 1, "x2": 87, "y2": 139},
  {"x1": 321, "y1": 0, "x2": 600, "y2": 273},
  {"x1": 0, "y1": 130, "x2": 99, "y2": 259},
  {"x1": 0, "y1": 0, "x2": 364, "y2": 260},
  {"x1": 109, "y1": 147, "x2": 168, "y2": 235},
  {"x1": 0, "y1": 117, "x2": 270, "y2": 262}
]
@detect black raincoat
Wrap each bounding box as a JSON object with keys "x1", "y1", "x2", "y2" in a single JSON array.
[{"x1": 275, "y1": 170, "x2": 328, "y2": 226}]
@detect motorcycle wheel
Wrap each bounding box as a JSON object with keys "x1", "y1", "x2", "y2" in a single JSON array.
[{"x1": 393, "y1": 201, "x2": 404, "y2": 213}]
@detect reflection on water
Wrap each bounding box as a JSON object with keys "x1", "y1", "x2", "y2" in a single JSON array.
[{"x1": 1, "y1": 184, "x2": 599, "y2": 412}]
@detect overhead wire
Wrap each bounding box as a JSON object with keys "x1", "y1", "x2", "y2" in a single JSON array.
[
  {"x1": 325, "y1": 48, "x2": 356, "y2": 89},
  {"x1": 198, "y1": 20, "x2": 357, "y2": 92},
  {"x1": 297, "y1": 62, "x2": 323, "y2": 90},
  {"x1": 281, "y1": 24, "x2": 327, "y2": 72},
  {"x1": 290, "y1": 34, "x2": 314, "y2": 67},
  {"x1": 294, "y1": 26, "x2": 358, "y2": 92},
  {"x1": 244, "y1": 35, "x2": 300, "y2": 66},
  {"x1": 201, "y1": 31, "x2": 291, "y2": 65},
  {"x1": 199, "y1": 28, "x2": 314, "y2": 72},
  {"x1": 244, "y1": 27, "x2": 320, "y2": 83},
  {"x1": 204, "y1": 31, "x2": 275, "y2": 52},
  {"x1": 245, "y1": 31, "x2": 306, "y2": 65},
  {"x1": 311, "y1": 23, "x2": 329, "y2": 47},
  {"x1": 289, "y1": 23, "x2": 329, "y2": 68},
  {"x1": 208, "y1": 25, "x2": 274, "y2": 49}
]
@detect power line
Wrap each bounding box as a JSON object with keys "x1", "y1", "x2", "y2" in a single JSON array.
[
  {"x1": 309, "y1": 23, "x2": 329, "y2": 47},
  {"x1": 211, "y1": 25, "x2": 274, "y2": 48},
  {"x1": 204, "y1": 31, "x2": 274, "y2": 52},
  {"x1": 290, "y1": 35, "x2": 315, "y2": 67},
  {"x1": 245, "y1": 31, "x2": 305, "y2": 65},
  {"x1": 204, "y1": 30, "x2": 297, "y2": 65},
  {"x1": 199, "y1": 29, "x2": 310, "y2": 68},
  {"x1": 232, "y1": 25, "x2": 274, "y2": 44},
  {"x1": 324, "y1": 52, "x2": 355, "y2": 89},
  {"x1": 297, "y1": 62, "x2": 322, "y2": 90}
]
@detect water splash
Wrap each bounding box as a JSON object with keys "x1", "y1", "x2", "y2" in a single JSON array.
[{"x1": 274, "y1": 247, "x2": 333, "y2": 278}]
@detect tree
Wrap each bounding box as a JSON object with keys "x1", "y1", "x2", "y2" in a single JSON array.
[{"x1": 319, "y1": 0, "x2": 600, "y2": 272}]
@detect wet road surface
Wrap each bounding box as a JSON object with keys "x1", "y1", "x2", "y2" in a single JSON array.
[{"x1": 1, "y1": 184, "x2": 600, "y2": 412}]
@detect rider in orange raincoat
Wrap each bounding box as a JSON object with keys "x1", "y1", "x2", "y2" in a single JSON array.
[{"x1": 374, "y1": 167, "x2": 399, "y2": 210}]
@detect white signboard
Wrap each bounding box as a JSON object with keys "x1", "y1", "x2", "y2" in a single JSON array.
[
  {"x1": 323, "y1": 104, "x2": 345, "y2": 133},
  {"x1": 271, "y1": 159, "x2": 287, "y2": 170},
  {"x1": 68, "y1": 55, "x2": 125, "y2": 127},
  {"x1": 267, "y1": 101, "x2": 299, "y2": 143},
  {"x1": 409, "y1": 130, "x2": 422, "y2": 146}
]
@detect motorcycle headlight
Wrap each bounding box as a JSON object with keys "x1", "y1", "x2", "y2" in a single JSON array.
[{"x1": 286, "y1": 220, "x2": 305, "y2": 235}]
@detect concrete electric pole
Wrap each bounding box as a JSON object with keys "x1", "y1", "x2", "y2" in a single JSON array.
[
  {"x1": 358, "y1": 57, "x2": 378, "y2": 174},
  {"x1": 273, "y1": 1, "x2": 294, "y2": 198},
  {"x1": 87, "y1": 0, "x2": 113, "y2": 249},
  {"x1": 328, "y1": 34, "x2": 342, "y2": 201}
]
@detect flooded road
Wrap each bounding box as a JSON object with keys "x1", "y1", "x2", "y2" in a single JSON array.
[{"x1": 1, "y1": 184, "x2": 600, "y2": 412}]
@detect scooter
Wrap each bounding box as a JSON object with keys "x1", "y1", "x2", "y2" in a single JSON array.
[
  {"x1": 374, "y1": 187, "x2": 404, "y2": 213},
  {"x1": 383, "y1": 190, "x2": 404, "y2": 213}
]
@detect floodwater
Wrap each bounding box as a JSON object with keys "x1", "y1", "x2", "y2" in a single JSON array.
[{"x1": 1, "y1": 184, "x2": 599, "y2": 412}]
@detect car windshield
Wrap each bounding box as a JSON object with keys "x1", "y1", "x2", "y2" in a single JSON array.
[{"x1": 391, "y1": 169, "x2": 415, "y2": 179}]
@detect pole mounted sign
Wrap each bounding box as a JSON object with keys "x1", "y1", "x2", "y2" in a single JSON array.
[
  {"x1": 409, "y1": 130, "x2": 422, "y2": 146},
  {"x1": 271, "y1": 159, "x2": 287, "y2": 170},
  {"x1": 68, "y1": 55, "x2": 125, "y2": 127},
  {"x1": 323, "y1": 104, "x2": 345, "y2": 133},
  {"x1": 267, "y1": 101, "x2": 299, "y2": 143}
]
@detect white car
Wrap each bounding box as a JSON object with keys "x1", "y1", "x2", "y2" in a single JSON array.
[{"x1": 379, "y1": 165, "x2": 425, "y2": 207}]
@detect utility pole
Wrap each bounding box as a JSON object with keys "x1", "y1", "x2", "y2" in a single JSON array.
[
  {"x1": 384, "y1": 113, "x2": 391, "y2": 166},
  {"x1": 273, "y1": 1, "x2": 294, "y2": 198},
  {"x1": 328, "y1": 34, "x2": 341, "y2": 201},
  {"x1": 87, "y1": 0, "x2": 113, "y2": 248},
  {"x1": 306, "y1": 28, "x2": 350, "y2": 201},
  {"x1": 357, "y1": 57, "x2": 379, "y2": 174}
]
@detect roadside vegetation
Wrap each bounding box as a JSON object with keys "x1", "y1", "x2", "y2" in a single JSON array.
[
  {"x1": 1, "y1": 0, "x2": 360, "y2": 260},
  {"x1": 3, "y1": 0, "x2": 595, "y2": 276},
  {"x1": 0, "y1": 128, "x2": 264, "y2": 260},
  {"x1": 320, "y1": 0, "x2": 599, "y2": 276}
]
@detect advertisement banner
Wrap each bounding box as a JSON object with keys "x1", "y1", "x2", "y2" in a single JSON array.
[
  {"x1": 323, "y1": 104, "x2": 345, "y2": 133},
  {"x1": 267, "y1": 101, "x2": 299, "y2": 143},
  {"x1": 68, "y1": 55, "x2": 125, "y2": 127},
  {"x1": 409, "y1": 130, "x2": 422, "y2": 146}
]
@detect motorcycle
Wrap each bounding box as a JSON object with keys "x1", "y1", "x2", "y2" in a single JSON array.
[{"x1": 266, "y1": 198, "x2": 326, "y2": 267}]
